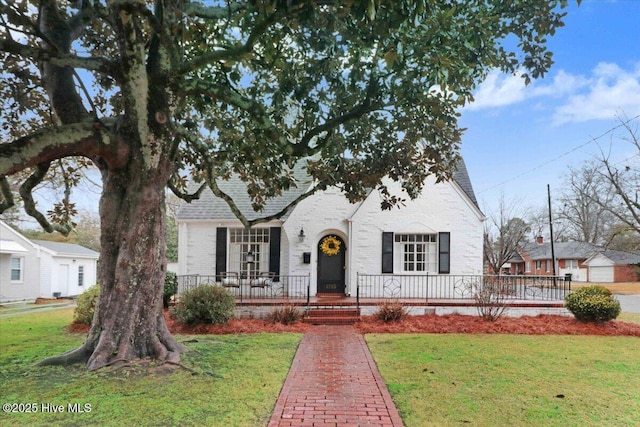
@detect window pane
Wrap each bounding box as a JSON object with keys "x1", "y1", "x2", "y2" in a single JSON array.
[
  {"x1": 10, "y1": 257, "x2": 22, "y2": 281},
  {"x1": 395, "y1": 235, "x2": 436, "y2": 273},
  {"x1": 229, "y1": 229, "x2": 270, "y2": 276}
]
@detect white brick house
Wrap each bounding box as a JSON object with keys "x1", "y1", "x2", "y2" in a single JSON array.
[{"x1": 177, "y1": 160, "x2": 485, "y2": 296}]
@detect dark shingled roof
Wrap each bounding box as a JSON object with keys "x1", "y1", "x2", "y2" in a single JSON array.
[
  {"x1": 452, "y1": 158, "x2": 479, "y2": 209},
  {"x1": 520, "y1": 242, "x2": 601, "y2": 260},
  {"x1": 177, "y1": 160, "x2": 312, "y2": 222},
  {"x1": 32, "y1": 240, "x2": 99, "y2": 257},
  {"x1": 177, "y1": 158, "x2": 480, "y2": 221},
  {"x1": 595, "y1": 249, "x2": 640, "y2": 265}
]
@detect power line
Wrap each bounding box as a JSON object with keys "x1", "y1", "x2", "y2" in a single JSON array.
[{"x1": 476, "y1": 114, "x2": 640, "y2": 194}]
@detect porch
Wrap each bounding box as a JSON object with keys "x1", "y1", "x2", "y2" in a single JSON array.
[{"x1": 176, "y1": 273, "x2": 571, "y2": 316}]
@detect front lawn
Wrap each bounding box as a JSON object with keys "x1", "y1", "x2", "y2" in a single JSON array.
[
  {"x1": 0, "y1": 308, "x2": 301, "y2": 427},
  {"x1": 367, "y1": 334, "x2": 640, "y2": 426}
]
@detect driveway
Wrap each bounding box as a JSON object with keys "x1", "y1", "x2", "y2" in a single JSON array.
[{"x1": 615, "y1": 294, "x2": 640, "y2": 313}]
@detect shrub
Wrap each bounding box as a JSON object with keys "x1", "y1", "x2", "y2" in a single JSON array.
[
  {"x1": 74, "y1": 285, "x2": 100, "y2": 325},
  {"x1": 163, "y1": 271, "x2": 178, "y2": 308},
  {"x1": 474, "y1": 281, "x2": 509, "y2": 322},
  {"x1": 269, "y1": 304, "x2": 303, "y2": 325},
  {"x1": 565, "y1": 285, "x2": 621, "y2": 322},
  {"x1": 374, "y1": 301, "x2": 408, "y2": 322},
  {"x1": 170, "y1": 284, "x2": 235, "y2": 326}
]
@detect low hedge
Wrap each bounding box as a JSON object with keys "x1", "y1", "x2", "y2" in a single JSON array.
[
  {"x1": 565, "y1": 285, "x2": 621, "y2": 322},
  {"x1": 169, "y1": 284, "x2": 235, "y2": 326}
]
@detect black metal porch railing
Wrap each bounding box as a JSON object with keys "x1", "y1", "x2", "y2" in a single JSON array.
[
  {"x1": 176, "y1": 274, "x2": 311, "y2": 302},
  {"x1": 356, "y1": 274, "x2": 571, "y2": 306}
]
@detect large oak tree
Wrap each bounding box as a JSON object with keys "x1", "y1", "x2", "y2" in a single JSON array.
[{"x1": 1, "y1": 0, "x2": 574, "y2": 370}]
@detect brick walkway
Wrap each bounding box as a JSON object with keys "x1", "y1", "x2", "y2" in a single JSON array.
[{"x1": 268, "y1": 325, "x2": 404, "y2": 427}]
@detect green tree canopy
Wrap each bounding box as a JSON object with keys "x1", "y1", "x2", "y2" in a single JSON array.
[{"x1": 1, "y1": 0, "x2": 576, "y2": 370}]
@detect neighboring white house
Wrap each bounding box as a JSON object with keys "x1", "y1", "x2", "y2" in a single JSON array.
[
  {"x1": 176, "y1": 159, "x2": 485, "y2": 296},
  {"x1": 0, "y1": 221, "x2": 99, "y2": 301}
]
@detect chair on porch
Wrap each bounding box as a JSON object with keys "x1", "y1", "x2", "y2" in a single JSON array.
[
  {"x1": 249, "y1": 271, "x2": 276, "y2": 298},
  {"x1": 220, "y1": 271, "x2": 240, "y2": 289}
]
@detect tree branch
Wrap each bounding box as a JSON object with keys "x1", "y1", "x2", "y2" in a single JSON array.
[
  {"x1": 183, "y1": 77, "x2": 290, "y2": 148},
  {"x1": 205, "y1": 169, "x2": 317, "y2": 228},
  {"x1": 0, "y1": 122, "x2": 107, "y2": 177},
  {"x1": 0, "y1": 38, "x2": 115, "y2": 73},
  {"x1": 176, "y1": 8, "x2": 278, "y2": 75},
  {"x1": 0, "y1": 177, "x2": 15, "y2": 213},
  {"x1": 182, "y1": 3, "x2": 245, "y2": 20},
  {"x1": 168, "y1": 180, "x2": 205, "y2": 203},
  {"x1": 19, "y1": 163, "x2": 72, "y2": 235}
]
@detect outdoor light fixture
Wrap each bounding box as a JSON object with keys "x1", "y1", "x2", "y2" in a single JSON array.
[
  {"x1": 246, "y1": 251, "x2": 255, "y2": 264},
  {"x1": 298, "y1": 228, "x2": 305, "y2": 242}
]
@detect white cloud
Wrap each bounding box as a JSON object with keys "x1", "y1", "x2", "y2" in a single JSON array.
[
  {"x1": 464, "y1": 63, "x2": 640, "y2": 126},
  {"x1": 465, "y1": 69, "x2": 588, "y2": 111},
  {"x1": 552, "y1": 62, "x2": 640, "y2": 125},
  {"x1": 465, "y1": 70, "x2": 528, "y2": 110}
]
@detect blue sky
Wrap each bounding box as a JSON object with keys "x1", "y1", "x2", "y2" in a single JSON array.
[{"x1": 460, "y1": 0, "x2": 640, "y2": 214}]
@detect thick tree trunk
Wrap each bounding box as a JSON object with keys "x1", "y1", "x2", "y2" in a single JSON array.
[{"x1": 39, "y1": 147, "x2": 186, "y2": 371}]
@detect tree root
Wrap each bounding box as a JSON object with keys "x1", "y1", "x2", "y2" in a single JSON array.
[
  {"x1": 37, "y1": 343, "x2": 92, "y2": 367},
  {"x1": 160, "y1": 360, "x2": 196, "y2": 373}
]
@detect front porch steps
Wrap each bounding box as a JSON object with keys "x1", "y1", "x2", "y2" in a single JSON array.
[{"x1": 303, "y1": 308, "x2": 361, "y2": 325}]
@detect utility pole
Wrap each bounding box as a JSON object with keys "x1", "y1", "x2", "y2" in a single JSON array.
[{"x1": 548, "y1": 184, "x2": 557, "y2": 287}]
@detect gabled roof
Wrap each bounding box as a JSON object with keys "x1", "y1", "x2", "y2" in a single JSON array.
[
  {"x1": 519, "y1": 241, "x2": 601, "y2": 260},
  {"x1": 0, "y1": 240, "x2": 29, "y2": 254},
  {"x1": 587, "y1": 249, "x2": 640, "y2": 265},
  {"x1": 177, "y1": 158, "x2": 479, "y2": 221},
  {"x1": 32, "y1": 240, "x2": 99, "y2": 258},
  {"x1": 451, "y1": 158, "x2": 479, "y2": 209},
  {"x1": 507, "y1": 252, "x2": 524, "y2": 263},
  {"x1": 177, "y1": 160, "x2": 313, "y2": 222}
]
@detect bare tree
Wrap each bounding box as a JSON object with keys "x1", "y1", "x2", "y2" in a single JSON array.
[
  {"x1": 556, "y1": 162, "x2": 616, "y2": 245},
  {"x1": 593, "y1": 117, "x2": 640, "y2": 248},
  {"x1": 483, "y1": 195, "x2": 531, "y2": 275}
]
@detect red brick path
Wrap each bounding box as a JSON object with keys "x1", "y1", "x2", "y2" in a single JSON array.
[{"x1": 268, "y1": 325, "x2": 404, "y2": 426}]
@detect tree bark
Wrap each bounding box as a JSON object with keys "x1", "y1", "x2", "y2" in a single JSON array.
[{"x1": 39, "y1": 143, "x2": 186, "y2": 371}]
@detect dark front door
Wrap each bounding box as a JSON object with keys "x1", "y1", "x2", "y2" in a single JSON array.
[{"x1": 317, "y1": 235, "x2": 346, "y2": 294}]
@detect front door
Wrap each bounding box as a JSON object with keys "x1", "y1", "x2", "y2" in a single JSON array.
[{"x1": 317, "y1": 235, "x2": 346, "y2": 294}]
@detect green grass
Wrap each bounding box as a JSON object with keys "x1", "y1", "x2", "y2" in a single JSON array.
[
  {"x1": 618, "y1": 311, "x2": 640, "y2": 324},
  {"x1": 0, "y1": 308, "x2": 301, "y2": 426},
  {"x1": 367, "y1": 333, "x2": 640, "y2": 427}
]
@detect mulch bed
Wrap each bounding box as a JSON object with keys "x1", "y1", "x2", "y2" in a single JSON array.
[
  {"x1": 67, "y1": 312, "x2": 640, "y2": 337},
  {"x1": 355, "y1": 314, "x2": 640, "y2": 337}
]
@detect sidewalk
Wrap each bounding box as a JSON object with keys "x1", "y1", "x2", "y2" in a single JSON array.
[
  {"x1": 268, "y1": 325, "x2": 404, "y2": 427},
  {"x1": 0, "y1": 300, "x2": 76, "y2": 319}
]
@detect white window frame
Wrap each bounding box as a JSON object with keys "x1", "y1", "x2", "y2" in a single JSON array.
[
  {"x1": 10, "y1": 257, "x2": 24, "y2": 282},
  {"x1": 525, "y1": 262, "x2": 531, "y2": 273},
  {"x1": 566, "y1": 259, "x2": 578, "y2": 269},
  {"x1": 78, "y1": 265, "x2": 85, "y2": 287},
  {"x1": 228, "y1": 228, "x2": 270, "y2": 277},
  {"x1": 394, "y1": 234, "x2": 437, "y2": 273}
]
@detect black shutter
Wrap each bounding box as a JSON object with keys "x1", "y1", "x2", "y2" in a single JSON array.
[
  {"x1": 438, "y1": 232, "x2": 450, "y2": 274},
  {"x1": 215, "y1": 227, "x2": 227, "y2": 280},
  {"x1": 269, "y1": 227, "x2": 281, "y2": 280},
  {"x1": 382, "y1": 232, "x2": 394, "y2": 273}
]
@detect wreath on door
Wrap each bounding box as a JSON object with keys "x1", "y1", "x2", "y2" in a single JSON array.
[{"x1": 320, "y1": 236, "x2": 341, "y2": 256}]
